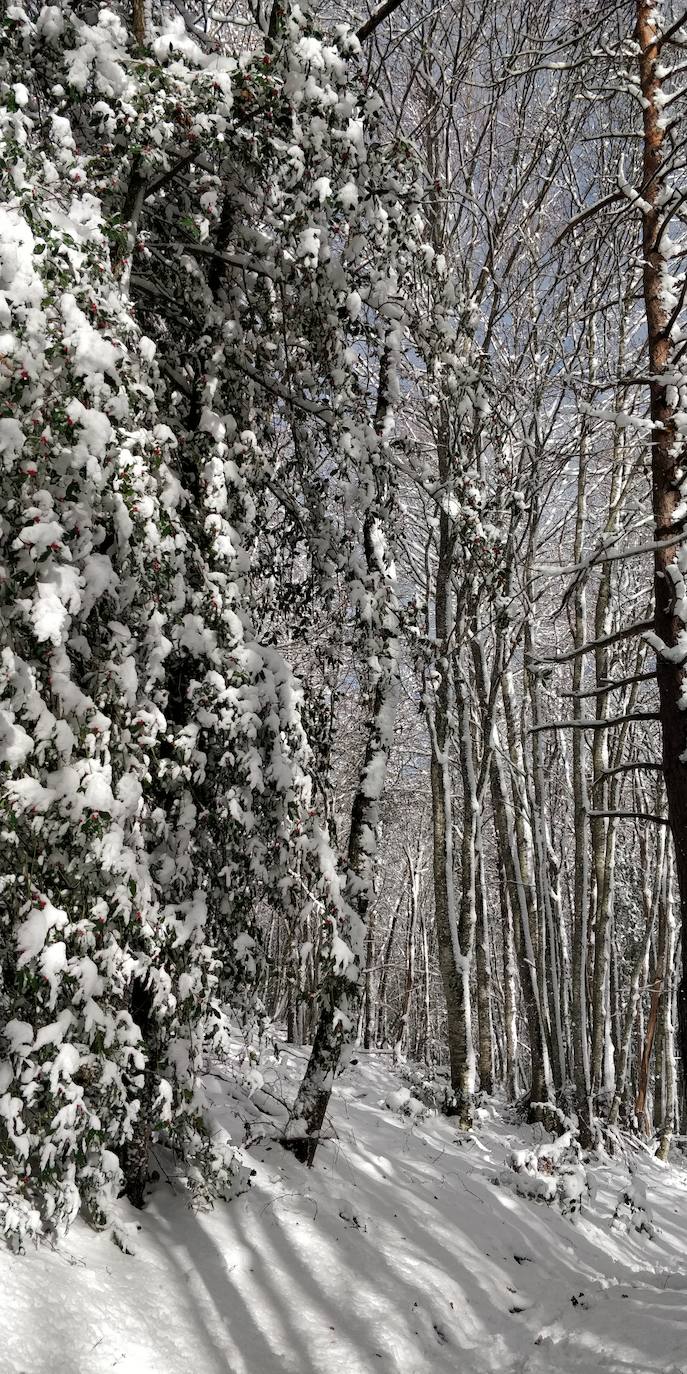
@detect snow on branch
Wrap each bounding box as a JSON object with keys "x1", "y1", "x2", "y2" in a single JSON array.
[{"x1": 530, "y1": 712, "x2": 660, "y2": 732}]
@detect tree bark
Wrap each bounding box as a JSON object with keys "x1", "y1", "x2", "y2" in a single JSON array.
[{"x1": 636, "y1": 0, "x2": 687, "y2": 1115}]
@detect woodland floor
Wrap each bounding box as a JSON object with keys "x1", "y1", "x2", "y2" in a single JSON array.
[{"x1": 3, "y1": 1040, "x2": 687, "y2": 1374}]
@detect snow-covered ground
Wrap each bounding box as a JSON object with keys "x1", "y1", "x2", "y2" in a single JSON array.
[{"x1": 3, "y1": 1041, "x2": 687, "y2": 1374}]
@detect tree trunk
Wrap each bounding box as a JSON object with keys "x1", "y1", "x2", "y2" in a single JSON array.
[
  {"x1": 376, "y1": 891, "x2": 403, "y2": 1046},
  {"x1": 499, "y1": 856, "x2": 519, "y2": 1100},
  {"x1": 609, "y1": 888, "x2": 656, "y2": 1126},
  {"x1": 394, "y1": 844, "x2": 421, "y2": 1058},
  {"x1": 363, "y1": 905, "x2": 376, "y2": 1051},
  {"x1": 474, "y1": 820, "x2": 494, "y2": 1095},
  {"x1": 426, "y1": 421, "x2": 477, "y2": 1124},
  {"x1": 636, "y1": 0, "x2": 687, "y2": 1116},
  {"x1": 121, "y1": 976, "x2": 155, "y2": 1208},
  {"x1": 657, "y1": 865, "x2": 677, "y2": 1158},
  {"x1": 285, "y1": 659, "x2": 397, "y2": 1163}
]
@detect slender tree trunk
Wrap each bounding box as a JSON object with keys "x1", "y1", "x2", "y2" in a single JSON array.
[
  {"x1": 610, "y1": 823, "x2": 664, "y2": 1123},
  {"x1": 657, "y1": 862, "x2": 677, "y2": 1158},
  {"x1": 285, "y1": 647, "x2": 397, "y2": 1162},
  {"x1": 570, "y1": 420, "x2": 594, "y2": 1139},
  {"x1": 500, "y1": 673, "x2": 553, "y2": 1108},
  {"x1": 418, "y1": 907, "x2": 432, "y2": 1063},
  {"x1": 426, "y1": 416, "x2": 477, "y2": 1125},
  {"x1": 499, "y1": 856, "x2": 519, "y2": 1100},
  {"x1": 490, "y1": 743, "x2": 552, "y2": 1108},
  {"x1": 363, "y1": 906, "x2": 376, "y2": 1051},
  {"x1": 590, "y1": 340, "x2": 627, "y2": 1112},
  {"x1": 394, "y1": 844, "x2": 421, "y2": 1058},
  {"x1": 376, "y1": 891, "x2": 403, "y2": 1046},
  {"x1": 474, "y1": 818, "x2": 494, "y2": 1095},
  {"x1": 636, "y1": 951, "x2": 664, "y2": 1135}
]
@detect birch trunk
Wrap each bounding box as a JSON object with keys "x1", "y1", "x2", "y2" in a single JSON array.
[{"x1": 474, "y1": 817, "x2": 495, "y2": 1095}]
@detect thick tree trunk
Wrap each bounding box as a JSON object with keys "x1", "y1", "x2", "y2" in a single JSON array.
[
  {"x1": 285, "y1": 338, "x2": 399, "y2": 1162},
  {"x1": 636, "y1": 0, "x2": 687, "y2": 1115},
  {"x1": 121, "y1": 976, "x2": 155, "y2": 1208},
  {"x1": 570, "y1": 424, "x2": 593, "y2": 1138}
]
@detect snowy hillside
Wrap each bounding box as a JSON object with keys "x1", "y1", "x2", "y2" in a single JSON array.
[{"x1": 3, "y1": 1041, "x2": 687, "y2": 1374}]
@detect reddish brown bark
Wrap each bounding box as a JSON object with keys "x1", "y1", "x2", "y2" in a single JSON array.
[{"x1": 636, "y1": 0, "x2": 687, "y2": 1101}]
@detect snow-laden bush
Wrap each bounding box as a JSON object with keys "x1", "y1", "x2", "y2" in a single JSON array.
[
  {"x1": 611, "y1": 1175, "x2": 655, "y2": 1238},
  {"x1": 384, "y1": 1085, "x2": 426, "y2": 1119},
  {"x1": 0, "y1": 0, "x2": 485, "y2": 1241},
  {"x1": 497, "y1": 1131, "x2": 590, "y2": 1217},
  {"x1": 0, "y1": 2, "x2": 257, "y2": 1243},
  {"x1": 398, "y1": 1063, "x2": 448, "y2": 1113}
]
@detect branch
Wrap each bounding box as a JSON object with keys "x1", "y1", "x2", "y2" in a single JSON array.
[
  {"x1": 658, "y1": 10, "x2": 687, "y2": 49},
  {"x1": 356, "y1": 0, "x2": 406, "y2": 42},
  {"x1": 530, "y1": 712, "x2": 660, "y2": 732},
  {"x1": 170, "y1": 0, "x2": 212, "y2": 46},
  {"x1": 560, "y1": 670, "x2": 656, "y2": 699},
  {"x1": 529, "y1": 619, "x2": 654, "y2": 666},
  {"x1": 550, "y1": 191, "x2": 624, "y2": 248},
  {"x1": 591, "y1": 761, "x2": 662, "y2": 788},
  {"x1": 156, "y1": 362, "x2": 310, "y2": 529},
  {"x1": 588, "y1": 810, "x2": 668, "y2": 825},
  {"x1": 159, "y1": 359, "x2": 193, "y2": 396},
  {"x1": 146, "y1": 151, "x2": 199, "y2": 198},
  {"x1": 171, "y1": 241, "x2": 277, "y2": 278},
  {"x1": 534, "y1": 531, "x2": 687, "y2": 577},
  {"x1": 230, "y1": 357, "x2": 336, "y2": 424}
]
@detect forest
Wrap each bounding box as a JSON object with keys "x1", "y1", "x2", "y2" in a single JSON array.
[{"x1": 3, "y1": 1, "x2": 687, "y2": 1371}]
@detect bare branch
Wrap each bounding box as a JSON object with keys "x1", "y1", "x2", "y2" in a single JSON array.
[
  {"x1": 357, "y1": 0, "x2": 406, "y2": 42},
  {"x1": 551, "y1": 191, "x2": 625, "y2": 248},
  {"x1": 658, "y1": 9, "x2": 687, "y2": 49},
  {"x1": 560, "y1": 670, "x2": 656, "y2": 699},
  {"x1": 587, "y1": 810, "x2": 668, "y2": 825},
  {"x1": 534, "y1": 531, "x2": 687, "y2": 578},
  {"x1": 170, "y1": 241, "x2": 277, "y2": 278},
  {"x1": 229, "y1": 357, "x2": 335, "y2": 424},
  {"x1": 529, "y1": 619, "x2": 654, "y2": 667},
  {"x1": 531, "y1": 712, "x2": 660, "y2": 733},
  {"x1": 591, "y1": 762, "x2": 662, "y2": 788}
]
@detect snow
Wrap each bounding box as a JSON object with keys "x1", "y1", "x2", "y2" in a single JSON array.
[
  {"x1": 346, "y1": 289, "x2": 362, "y2": 320},
  {"x1": 4, "y1": 1040, "x2": 687, "y2": 1374},
  {"x1": 31, "y1": 582, "x2": 70, "y2": 645},
  {"x1": 60, "y1": 293, "x2": 121, "y2": 388},
  {"x1": 297, "y1": 226, "x2": 321, "y2": 262}
]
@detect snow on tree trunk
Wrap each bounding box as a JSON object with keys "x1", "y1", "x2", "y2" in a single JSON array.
[{"x1": 633, "y1": 2, "x2": 687, "y2": 1121}]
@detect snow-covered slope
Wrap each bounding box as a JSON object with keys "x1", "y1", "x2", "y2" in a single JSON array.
[{"x1": 3, "y1": 1042, "x2": 687, "y2": 1374}]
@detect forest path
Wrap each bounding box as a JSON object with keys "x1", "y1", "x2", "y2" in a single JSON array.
[{"x1": 2, "y1": 1042, "x2": 687, "y2": 1374}]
